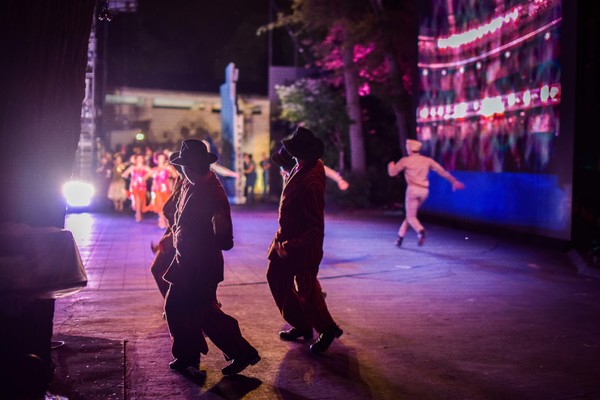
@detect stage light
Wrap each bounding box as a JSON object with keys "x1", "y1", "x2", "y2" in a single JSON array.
[
  {"x1": 540, "y1": 85, "x2": 550, "y2": 102},
  {"x1": 436, "y1": 7, "x2": 520, "y2": 49},
  {"x1": 507, "y1": 93, "x2": 516, "y2": 107},
  {"x1": 523, "y1": 90, "x2": 531, "y2": 106},
  {"x1": 453, "y1": 103, "x2": 468, "y2": 119},
  {"x1": 550, "y1": 86, "x2": 559, "y2": 98},
  {"x1": 422, "y1": 69, "x2": 429, "y2": 76},
  {"x1": 63, "y1": 181, "x2": 95, "y2": 208},
  {"x1": 135, "y1": 131, "x2": 145, "y2": 141},
  {"x1": 479, "y1": 97, "x2": 505, "y2": 117},
  {"x1": 420, "y1": 107, "x2": 429, "y2": 119},
  {"x1": 441, "y1": 69, "x2": 447, "y2": 76}
]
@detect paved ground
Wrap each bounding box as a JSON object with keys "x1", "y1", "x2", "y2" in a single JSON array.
[{"x1": 50, "y1": 207, "x2": 600, "y2": 400}]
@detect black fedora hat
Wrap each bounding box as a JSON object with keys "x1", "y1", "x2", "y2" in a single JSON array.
[
  {"x1": 170, "y1": 139, "x2": 218, "y2": 169},
  {"x1": 282, "y1": 127, "x2": 324, "y2": 161}
]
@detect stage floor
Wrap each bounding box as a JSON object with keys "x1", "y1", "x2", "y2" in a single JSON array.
[{"x1": 51, "y1": 208, "x2": 600, "y2": 399}]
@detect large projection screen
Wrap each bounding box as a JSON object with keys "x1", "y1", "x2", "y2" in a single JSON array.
[{"x1": 417, "y1": 0, "x2": 572, "y2": 240}]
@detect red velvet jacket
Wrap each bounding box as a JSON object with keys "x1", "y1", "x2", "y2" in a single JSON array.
[
  {"x1": 268, "y1": 160, "x2": 325, "y2": 269},
  {"x1": 164, "y1": 172, "x2": 233, "y2": 288}
]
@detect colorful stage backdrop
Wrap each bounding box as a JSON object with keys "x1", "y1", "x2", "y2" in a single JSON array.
[{"x1": 417, "y1": 0, "x2": 572, "y2": 239}]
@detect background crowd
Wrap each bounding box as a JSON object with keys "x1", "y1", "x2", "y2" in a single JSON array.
[{"x1": 95, "y1": 143, "x2": 272, "y2": 223}]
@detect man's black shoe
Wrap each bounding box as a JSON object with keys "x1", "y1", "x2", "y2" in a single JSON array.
[
  {"x1": 279, "y1": 328, "x2": 313, "y2": 341},
  {"x1": 169, "y1": 358, "x2": 198, "y2": 371},
  {"x1": 221, "y1": 348, "x2": 260, "y2": 375},
  {"x1": 310, "y1": 327, "x2": 343, "y2": 354},
  {"x1": 418, "y1": 230, "x2": 426, "y2": 246},
  {"x1": 395, "y1": 236, "x2": 404, "y2": 247}
]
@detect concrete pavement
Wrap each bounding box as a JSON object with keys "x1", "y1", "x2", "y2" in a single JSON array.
[{"x1": 50, "y1": 208, "x2": 600, "y2": 400}]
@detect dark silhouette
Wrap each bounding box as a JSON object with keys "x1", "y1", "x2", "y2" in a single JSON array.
[
  {"x1": 164, "y1": 139, "x2": 260, "y2": 376},
  {"x1": 267, "y1": 127, "x2": 343, "y2": 354}
]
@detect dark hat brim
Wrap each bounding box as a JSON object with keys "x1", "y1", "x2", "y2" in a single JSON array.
[
  {"x1": 282, "y1": 137, "x2": 324, "y2": 161},
  {"x1": 170, "y1": 152, "x2": 218, "y2": 167}
]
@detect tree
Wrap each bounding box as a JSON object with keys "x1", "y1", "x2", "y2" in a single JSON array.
[
  {"x1": 262, "y1": 0, "x2": 370, "y2": 174},
  {"x1": 367, "y1": 0, "x2": 417, "y2": 156},
  {"x1": 314, "y1": 1, "x2": 417, "y2": 157},
  {"x1": 275, "y1": 78, "x2": 350, "y2": 170},
  {"x1": 262, "y1": 0, "x2": 417, "y2": 169}
]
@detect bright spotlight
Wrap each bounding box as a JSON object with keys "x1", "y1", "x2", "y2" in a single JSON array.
[
  {"x1": 135, "y1": 131, "x2": 145, "y2": 141},
  {"x1": 63, "y1": 181, "x2": 95, "y2": 208}
]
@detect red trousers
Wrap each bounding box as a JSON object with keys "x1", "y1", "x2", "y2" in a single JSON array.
[{"x1": 267, "y1": 255, "x2": 337, "y2": 334}]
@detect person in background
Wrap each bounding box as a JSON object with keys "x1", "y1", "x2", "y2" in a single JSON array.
[
  {"x1": 243, "y1": 153, "x2": 257, "y2": 204},
  {"x1": 107, "y1": 154, "x2": 128, "y2": 212},
  {"x1": 148, "y1": 152, "x2": 178, "y2": 229},
  {"x1": 144, "y1": 146, "x2": 155, "y2": 167},
  {"x1": 259, "y1": 152, "x2": 271, "y2": 199},
  {"x1": 122, "y1": 154, "x2": 151, "y2": 222},
  {"x1": 388, "y1": 139, "x2": 465, "y2": 247},
  {"x1": 164, "y1": 139, "x2": 260, "y2": 376},
  {"x1": 150, "y1": 153, "x2": 184, "y2": 300},
  {"x1": 96, "y1": 153, "x2": 113, "y2": 208},
  {"x1": 267, "y1": 127, "x2": 343, "y2": 354}
]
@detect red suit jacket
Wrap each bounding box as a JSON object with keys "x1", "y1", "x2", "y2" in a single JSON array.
[
  {"x1": 268, "y1": 160, "x2": 325, "y2": 269},
  {"x1": 164, "y1": 172, "x2": 233, "y2": 289}
]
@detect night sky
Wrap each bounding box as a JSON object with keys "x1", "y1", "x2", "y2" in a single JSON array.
[{"x1": 100, "y1": 0, "x2": 286, "y2": 95}]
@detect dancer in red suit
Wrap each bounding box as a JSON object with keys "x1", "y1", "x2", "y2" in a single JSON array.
[
  {"x1": 267, "y1": 127, "x2": 343, "y2": 354},
  {"x1": 164, "y1": 139, "x2": 260, "y2": 376}
]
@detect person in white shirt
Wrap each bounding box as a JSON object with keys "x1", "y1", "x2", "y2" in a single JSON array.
[{"x1": 388, "y1": 139, "x2": 465, "y2": 247}]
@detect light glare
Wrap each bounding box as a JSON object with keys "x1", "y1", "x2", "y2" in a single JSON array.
[{"x1": 63, "y1": 181, "x2": 95, "y2": 208}]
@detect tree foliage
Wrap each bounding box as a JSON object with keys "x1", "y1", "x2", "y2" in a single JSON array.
[
  {"x1": 262, "y1": 0, "x2": 370, "y2": 174},
  {"x1": 276, "y1": 78, "x2": 350, "y2": 170},
  {"x1": 263, "y1": 0, "x2": 417, "y2": 173}
]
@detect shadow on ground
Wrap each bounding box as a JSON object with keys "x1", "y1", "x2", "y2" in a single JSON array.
[
  {"x1": 272, "y1": 343, "x2": 405, "y2": 400},
  {"x1": 204, "y1": 375, "x2": 262, "y2": 399}
]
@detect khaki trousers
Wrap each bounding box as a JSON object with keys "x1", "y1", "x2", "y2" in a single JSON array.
[{"x1": 399, "y1": 185, "x2": 429, "y2": 237}]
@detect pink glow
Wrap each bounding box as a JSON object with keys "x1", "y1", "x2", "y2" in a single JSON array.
[
  {"x1": 316, "y1": 26, "x2": 394, "y2": 96},
  {"x1": 358, "y1": 83, "x2": 371, "y2": 96}
]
